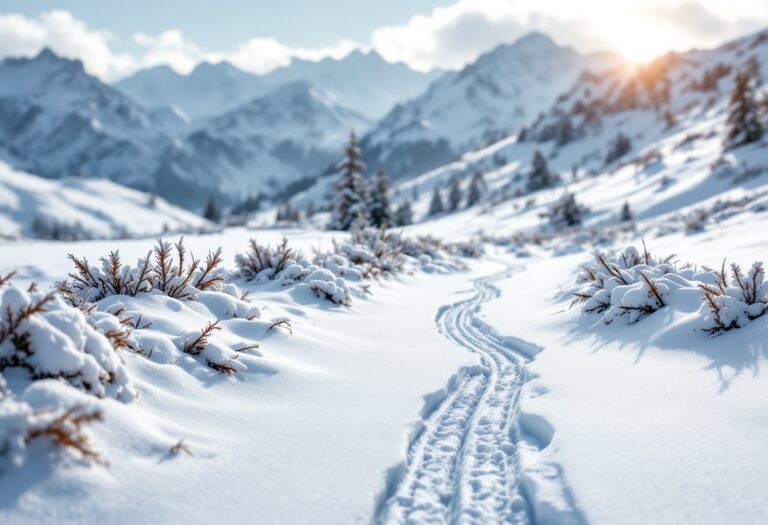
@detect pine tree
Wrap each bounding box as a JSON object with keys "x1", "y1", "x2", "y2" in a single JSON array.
[
  {"x1": 394, "y1": 200, "x2": 413, "y2": 226},
  {"x1": 620, "y1": 201, "x2": 633, "y2": 222},
  {"x1": 368, "y1": 166, "x2": 394, "y2": 228},
  {"x1": 526, "y1": 151, "x2": 559, "y2": 192},
  {"x1": 605, "y1": 133, "x2": 632, "y2": 164},
  {"x1": 466, "y1": 171, "x2": 485, "y2": 208},
  {"x1": 428, "y1": 186, "x2": 445, "y2": 216},
  {"x1": 306, "y1": 201, "x2": 317, "y2": 217},
  {"x1": 328, "y1": 131, "x2": 368, "y2": 231},
  {"x1": 724, "y1": 70, "x2": 764, "y2": 149},
  {"x1": 447, "y1": 176, "x2": 462, "y2": 212},
  {"x1": 203, "y1": 195, "x2": 221, "y2": 223},
  {"x1": 545, "y1": 192, "x2": 588, "y2": 229}
]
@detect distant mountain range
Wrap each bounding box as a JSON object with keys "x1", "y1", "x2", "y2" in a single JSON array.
[
  {"x1": 0, "y1": 33, "x2": 627, "y2": 211},
  {"x1": 115, "y1": 50, "x2": 442, "y2": 121},
  {"x1": 0, "y1": 49, "x2": 378, "y2": 208}
]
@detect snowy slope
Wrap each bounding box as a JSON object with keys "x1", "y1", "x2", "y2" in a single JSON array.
[
  {"x1": 359, "y1": 33, "x2": 619, "y2": 181},
  {"x1": 0, "y1": 49, "x2": 169, "y2": 190},
  {"x1": 388, "y1": 29, "x2": 768, "y2": 240},
  {"x1": 116, "y1": 50, "x2": 441, "y2": 121},
  {"x1": 0, "y1": 160, "x2": 210, "y2": 240},
  {"x1": 155, "y1": 81, "x2": 371, "y2": 207}
]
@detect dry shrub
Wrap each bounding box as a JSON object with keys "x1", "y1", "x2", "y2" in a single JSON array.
[
  {"x1": 235, "y1": 238, "x2": 303, "y2": 281},
  {"x1": 27, "y1": 405, "x2": 104, "y2": 463},
  {"x1": 59, "y1": 237, "x2": 224, "y2": 305}
]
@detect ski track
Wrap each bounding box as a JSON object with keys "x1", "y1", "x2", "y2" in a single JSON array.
[{"x1": 376, "y1": 263, "x2": 538, "y2": 525}]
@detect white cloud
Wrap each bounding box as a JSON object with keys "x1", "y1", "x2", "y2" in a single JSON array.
[
  {"x1": 212, "y1": 37, "x2": 359, "y2": 75},
  {"x1": 0, "y1": 3, "x2": 766, "y2": 81},
  {"x1": 371, "y1": 0, "x2": 768, "y2": 68},
  {"x1": 0, "y1": 10, "x2": 361, "y2": 80},
  {"x1": 134, "y1": 29, "x2": 203, "y2": 74},
  {"x1": 0, "y1": 10, "x2": 136, "y2": 80}
]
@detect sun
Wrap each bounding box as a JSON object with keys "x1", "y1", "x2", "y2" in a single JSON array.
[{"x1": 601, "y1": 18, "x2": 678, "y2": 65}]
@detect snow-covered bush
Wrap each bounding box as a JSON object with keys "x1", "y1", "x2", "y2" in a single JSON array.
[
  {"x1": 0, "y1": 282, "x2": 136, "y2": 401},
  {"x1": 235, "y1": 238, "x2": 353, "y2": 305},
  {"x1": 235, "y1": 238, "x2": 306, "y2": 282},
  {"x1": 573, "y1": 244, "x2": 685, "y2": 324},
  {"x1": 331, "y1": 226, "x2": 406, "y2": 279},
  {"x1": 58, "y1": 237, "x2": 224, "y2": 305},
  {"x1": 699, "y1": 262, "x2": 768, "y2": 334},
  {"x1": 0, "y1": 399, "x2": 103, "y2": 466}
]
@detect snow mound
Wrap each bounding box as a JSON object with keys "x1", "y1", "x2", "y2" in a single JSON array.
[
  {"x1": 0, "y1": 275, "x2": 135, "y2": 467},
  {"x1": 573, "y1": 244, "x2": 768, "y2": 335}
]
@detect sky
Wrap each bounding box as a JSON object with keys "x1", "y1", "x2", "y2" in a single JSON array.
[{"x1": 1, "y1": 0, "x2": 767, "y2": 81}]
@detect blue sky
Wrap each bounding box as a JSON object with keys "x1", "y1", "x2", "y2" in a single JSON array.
[
  {"x1": 1, "y1": 0, "x2": 448, "y2": 52},
  {"x1": 1, "y1": 1, "x2": 766, "y2": 81}
]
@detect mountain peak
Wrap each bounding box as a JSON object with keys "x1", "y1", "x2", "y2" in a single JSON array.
[
  {"x1": 511, "y1": 32, "x2": 558, "y2": 53},
  {"x1": 35, "y1": 47, "x2": 59, "y2": 61},
  {"x1": 191, "y1": 60, "x2": 243, "y2": 77}
]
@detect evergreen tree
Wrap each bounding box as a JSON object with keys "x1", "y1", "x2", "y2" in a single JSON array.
[
  {"x1": 328, "y1": 131, "x2": 368, "y2": 231},
  {"x1": 428, "y1": 186, "x2": 445, "y2": 216},
  {"x1": 466, "y1": 171, "x2": 485, "y2": 208},
  {"x1": 447, "y1": 175, "x2": 462, "y2": 212},
  {"x1": 545, "y1": 192, "x2": 588, "y2": 229},
  {"x1": 368, "y1": 166, "x2": 394, "y2": 227},
  {"x1": 394, "y1": 200, "x2": 413, "y2": 227},
  {"x1": 605, "y1": 133, "x2": 632, "y2": 164},
  {"x1": 203, "y1": 195, "x2": 222, "y2": 223},
  {"x1": 411, "y1": 185, "x2": 419, "y2": 201},
  {"x1": 620, "y1": 201, "x2": 633, "y2": 222},
  {"x1": 526, "y1": 151, "x2": 559, "y2": 192},
  {"x1": 305, "y1": 201, "x2": 317, "y2": 217},
  {"x1": 724, "y1": 70, "x2": 764, "y2": 149}
]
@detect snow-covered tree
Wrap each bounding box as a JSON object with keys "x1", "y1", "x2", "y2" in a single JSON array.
[
  {"x1": 428, "y1": 186, "x2": 445, "y2": 216},
  {"x1": 620, "y1": 201, "x2": 633, "y2": 222},
  {"x1": 368, "y1": 166, "x2": 394, "y2": 228},
  {"x1": 394, "y1": 200, "x2": 413, "y2": 226},
  {"x1": 447, "y1": 176, "x2": 462, "y2": 212},
  {"x1": 544, "y1": 192, "x2": 588, "y2": 229},
  {"x1": 526, "y1": 151, "x2": 559, "y2": 192},
  {"x1": 724, "y1": 70, "x2": 764, "y2": 149},
  {"x1": 328, "y1": 131, "x2": 368, "y2": 231},
  {"x1": 203, "y1": 196, "x2": 222, "y2": 223},
  {"x1": 466, "y1": 171, "x2": 485, "y2": 208}
]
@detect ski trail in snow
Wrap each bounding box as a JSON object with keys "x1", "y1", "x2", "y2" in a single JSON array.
[{"x1": 375, "y1": 264, "x2": 537, "y2": 525}]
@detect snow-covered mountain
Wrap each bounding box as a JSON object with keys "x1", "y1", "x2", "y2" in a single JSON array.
[
  {"x1": 116, "y1": 50, "x2": 441, "y2": 121},
  {"x1": 0, "y1": 49, "x2": 169, "y2": 190},
  {"x1": 154, "y1": 81, "x2": 371, "y2": 206},
  {"x1": 359, "y1": 33, "x2": 619, "y2": 181},
  {"x1": 0, "y1": 49, "x2": 372, "y2": 209},
  {"x1": 261, "y1": 50, "x2": 444, "y2": 120},
  {"x1": 0, "y1": 160, "x2": 209, "y2": 240},
  {"x1": 385, "y1": 28, "x2": 768, "y2": 234}
]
